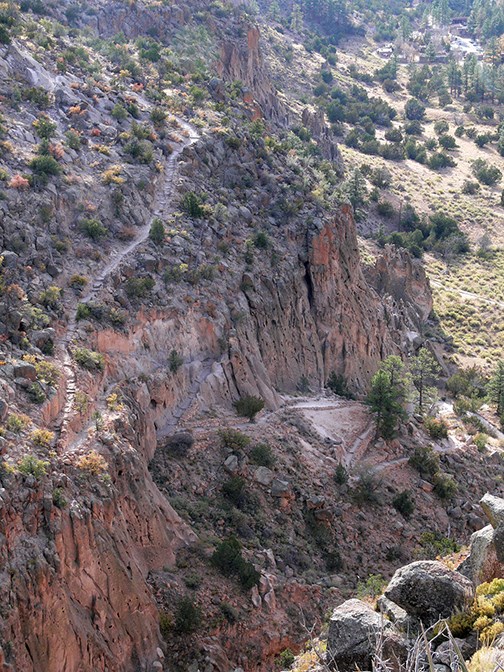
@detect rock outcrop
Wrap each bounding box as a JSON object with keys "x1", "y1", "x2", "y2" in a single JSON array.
[
  {"x1": 218, "y1": 25, "x2": 287, "y2": 124},
  {"x1": 0, "y1": 431, "x2": 195, "y2": 672},
  {"x1": 301, "y1": 107, "x2": 344, "y2": 173},
  {"x1": 366, "y1": 244, "x2": 433, "y2": 328},
  {"x1": 384, "y1": 560, "x2": 474, "y2": 625},
  {"x1": 460, "y1": 493, "x2": 504, "y2": 582},
  {"x1": 326, "y1": 599, "x2": 407, "y2": 671}
]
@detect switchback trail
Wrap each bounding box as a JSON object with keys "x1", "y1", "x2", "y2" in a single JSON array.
[
  {"x1": 56, "y1": 117, "x2": 199, "y2": 450},
  {"x1": 430, "y1": 279, "x2": 504, "y2": 310}
]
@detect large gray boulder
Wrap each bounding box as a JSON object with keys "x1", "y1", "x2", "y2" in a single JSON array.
[
  {"x1": 326, "y1": 599, "x2": 407, "y2": 671},
  {"x1": 384, "y1": 561, "x2": 474, "y2": 625},
  {"x1": 460, "y1": 525, "x2": 503, "y2": 583},
  {"x1": 480, "y1": 494, "x2": 504, "y2": 528},
  {"x1": 494, "y1": 523, "x2": 504, "y2": 563}
]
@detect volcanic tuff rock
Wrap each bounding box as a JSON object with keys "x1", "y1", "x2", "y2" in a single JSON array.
[
  {"x1": 366, "y1": 244, "x2": 433, "y2": 327},
  {"x1": 218, "y1": 24, "x2": 287, "y2": 124},
  {"x1": 0, "y1": 415, "x2": 195, "y2": 672},
  {"x1": 327, "y1": 599, "x2": 407, "y2": 672},
  {"x1": 461, "y1": 493, "x2": 504, "y2": 581},
  {"x1": 384, "y1": 561, "x2": 474, "y2": 625}
]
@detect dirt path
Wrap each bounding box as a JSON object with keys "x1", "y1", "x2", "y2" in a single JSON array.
[
  {"x1": 56, "y1": 117, "x2": 199, "y2": 450},
  {"x1": 430, "y1": 279, "x2": 504, "y2": 309},
  {"x1": 290, "y1": 396, "x2": 376, "y2": 469}
]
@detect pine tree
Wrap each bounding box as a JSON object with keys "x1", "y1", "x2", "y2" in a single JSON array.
[
  {"x1": 367, "y1": 356, "x2": 411, "y2": 439},
  {"x1": 488, "y1": 360, "x2": 504, "y2": 418},
  {"x1": 268, "y1": 0, "x2": 280, "y2": 21},
  {"x1": 344, "y1": 168, "x2": 367, "y2": 210},
  {"x1": 410, "y1": 348, "x2": 441, "y2": 415},
  {"x1": 290, "y1": 3, "x2": 303, "y2": 32}
]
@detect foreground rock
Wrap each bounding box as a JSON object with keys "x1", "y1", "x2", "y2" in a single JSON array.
[
  {"x1": 384, "y1": 561, "x2": 474, "y2": 625},
  {"x1": 480, "y1": 494, "x2": 504, "y2": 528},
  {"x1": 326, "y1": 599, "x2": 407, "y2": 671},
  {"x1": 461, "y1": 493, "x2": 504, "y2": 582}
]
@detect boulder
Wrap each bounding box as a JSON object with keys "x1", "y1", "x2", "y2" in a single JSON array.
[
  {"x1": 459, "y1": 525, "x2": 503, "y2": 583},
  {"x1": 254, "y1": 466, "x2": 274, "y2": 486},
  {"x1": 480, "y1": 493, "x2": 504, "y2": 528},
  {"x1": 271, "y1": 479, "x2": 290, "y2": 497},
  {"x1": 326, "y1": 599, "x2": 407, "y2": 671},
  {"x1": 161, "y1": 431, "x2": 194, "y2": 456},
  {"x1": 223, "y1": 454, "x2": 239, "y2": 474},
  {"x1": 13, "y1": 363, "x2": 36, "y2": 381},
  {"x1": 384, "y1": 561, "x2": 474, "y2": 625},
  {"x1": 433, "y1": 635, "x2": 477, "y2": 665},
  {"x1": 493, "y1": 523, "x2": 504, "y2": 563},
  {"x1": 377, "y1": 595, "x2": 410, "y2": 630}
]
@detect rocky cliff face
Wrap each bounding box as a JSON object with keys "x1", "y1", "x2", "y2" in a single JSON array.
[
  {"x1": 218, "y1": 24, "x2": 287, "y2": 124},
  {"x1": 0, "y1": 424, "x2": 194, "y2": 672}
]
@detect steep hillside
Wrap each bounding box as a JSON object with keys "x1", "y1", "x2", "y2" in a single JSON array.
[{"x1": 0, "y1": 1, "x2": 502, "y2": 671}]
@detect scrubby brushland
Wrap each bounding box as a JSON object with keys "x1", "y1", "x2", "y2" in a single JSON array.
[{"x1": 0, "y1": 0, "x2": 502, "y2": 671}]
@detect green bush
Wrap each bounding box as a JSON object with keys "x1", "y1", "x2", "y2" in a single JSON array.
[
  {"x1": 326, "y1": 371, "x2": 352, "y2": 398},
  {"x1": 472, "y1": 159, "x2": 502, "y2": 186},
  {"x1": 125, "y1": 139, "x2": 154, "y2": 164},
  {"x1": 65, "y1": 130, "x2": 81, "y2": 150},
  {"x1": 29, "y1": 155, "x2": 61, "y2": 184},
  {"x1": 377, "y1": 200, "x2": 395, "y2": 218},
  {"x1": 357, "y1": 573, "x2": 385, "y2": 599},
  {"x1": 474, "y1": 432, "x2": 488, "y2": 452},
  {"x1": 433, "y1": 471, "x2": 458, "y2": 500},
  {"x1": 334, "y1": 462, "x2": 348, "y2": 485},
  {"x1": 168, "y1": 349, "x2": 183, "y2": 373},
  {"x1": 27, "y1": 383, "x2": 45, "y2": 404},
  {"x1": 352, "y1": 469, "x2": 381, "y2": 505},
  {"x1": 159, "y1": 611, "x2": 172, "y2": 640},
  {"x1": 52, "y1": 487, "x2": 67, "y2": 508},
  {"x1": 429, "y1": 152, "x2": 456, "y2": 170},
  {"x1": 80, "y1": 218, "x2": 107, "y2": 240},
  {"x1": 125, "y1": 277, "x2": 155, "y2": 298},
  {"x1": 249, "y1": 443, "x2": 275, "y2": 468},
  {"x1": 18, "y1": 454, "x2": 48, "y2": 478},
  {"x1": 6, "y1": 413, "x2": 30, "y2": 433},
  {"x1": 434, "y1": 120, "x2": 449, "y2": 135},
  {"x1": 220, "y1": 601, "x2": 238, "y2": 623},
  {"x1": 409, "y1": 445, "x2": 439, "y2": 478},
  {"x1": 417, "y1": 531, "x2": 459, "y2": 559},
  {"x1": 73, "y1": 347, "x2": 105, "y2": 371},
  {"x1": 424, "y1": 417, "x2": 448, "y2": 439},
  {"x1": 174, "y1": 596, "x2": 202, "y2": 634},
  {"x1": 462, "y1": 180, "x2": 480, "y2": 195},
  {"x1": 233, "y1": 395, "x2": 264, "y2": 422},
  {"x1": 39, "y1": 285, "x2": 61, "y2": 309},
  {"x1": 211, "y1": 536, "x2": 260, "y2": 590},
  {"x1": 76, "y1": 303, "x2": 91, "y2": 321},
  {"x1": 253, "y1": 231, "x2": 269, "y2": 249},
  {"x1": 33, "y1": 116, "x2": 57, "y2": 139},
  {"x1": 111, "y1": 103, "x2": 127, "y2": 120},
  {"x1": 438, "y1": 134, "x2": 457, "y2": 150},
  {"x1": 218, "y1": 428, "x2": 250, "y2": 451},
  {"x1": 149, "y1": 217, "x2": 165, "y2": 245},
  {"x1": 275, "y1": 649, "x2": 295, "y2": 669},
  {"x1": 222, "y1": 476, "x2": 247, "y2": 508},
  {"x1": 392, "y1": 490, "x2": 415, "y2": 519},
  {"x1": 181, "y1": 191, "x2": 204, "y2": 218}
]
